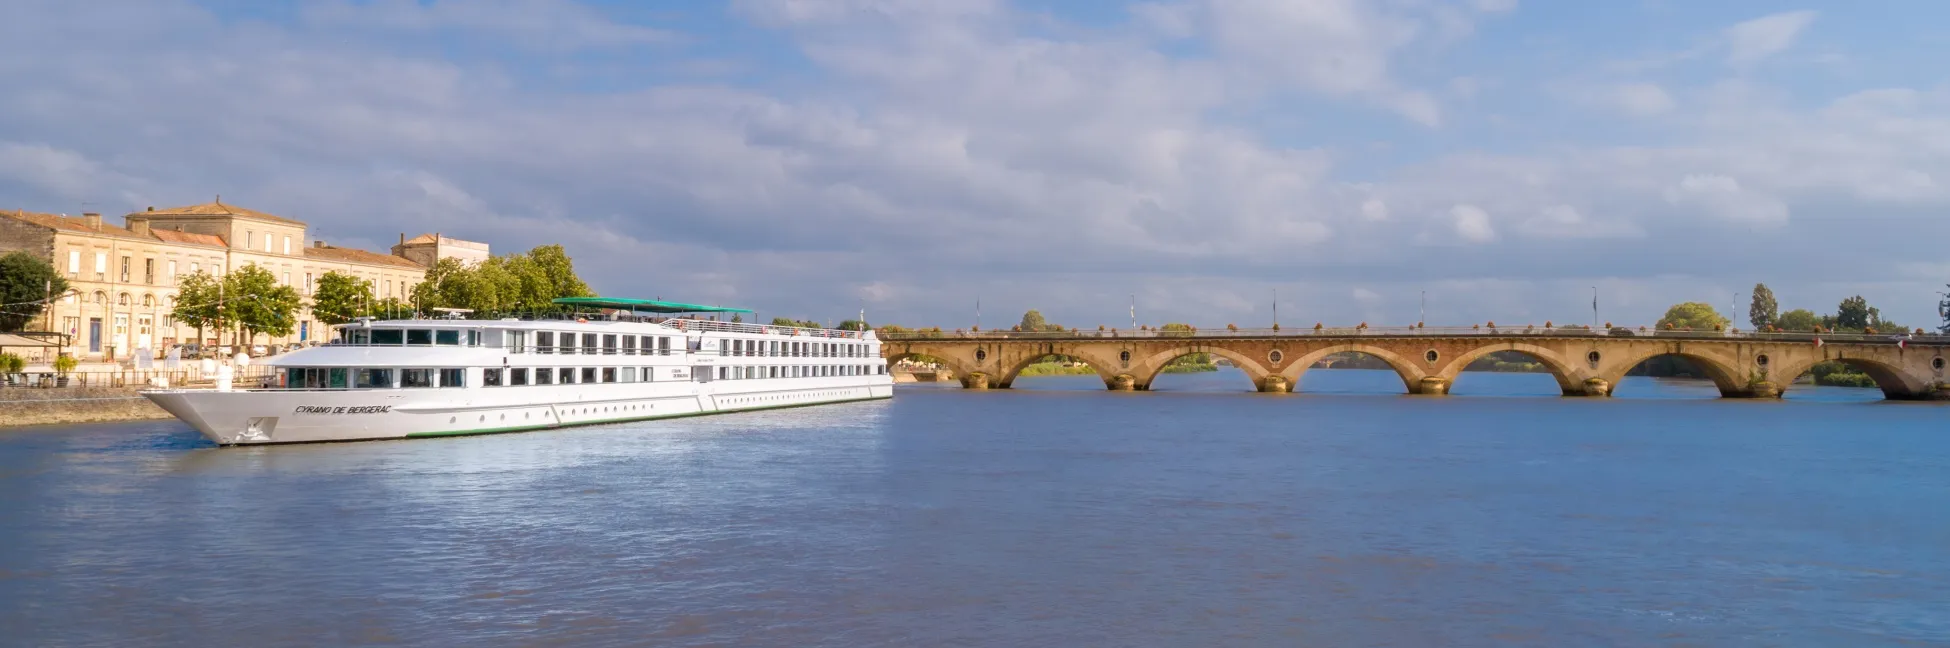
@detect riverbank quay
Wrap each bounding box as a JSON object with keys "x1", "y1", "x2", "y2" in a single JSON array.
[{"x1": 0, "y1": 386, "x2": 169, "y2": 426}]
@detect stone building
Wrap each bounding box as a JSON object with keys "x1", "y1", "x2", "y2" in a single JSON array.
[
  {"x1": 392, "y1": 232, "x2": 491, "y2": 267},
  {"x1": 0, "y1": 201, "x2": 486, "y2": 361}
]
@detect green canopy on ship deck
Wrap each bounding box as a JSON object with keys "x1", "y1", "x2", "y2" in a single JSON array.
[{"x1": 551, "y1": 296, "x2": 754, "y2": 314}]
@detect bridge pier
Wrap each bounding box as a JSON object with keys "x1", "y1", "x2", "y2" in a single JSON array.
[
  {"x1": 960, "y1": 372, "x2": 992, "y2": 390},
  {"x1": 1718, "y1": 381, "x2": 1785, "y2": 399},
  {"x1": 1258, "y1": 375, "x2": 1292, "y2": 393},
  {"x1": 1108, "y1": 374, "x2": 1138, "y2": 391},
  {"x1": 1567, "y1": 378, "x2": 1613, "y2": 397},
  {"x1": 1412, "y1": 377, "x2": 1451, "y2": 395}
]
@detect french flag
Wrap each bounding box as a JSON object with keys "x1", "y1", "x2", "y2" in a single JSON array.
[{"x1": 1813, "y1": 337, "x2": 1824, "y2": 348}]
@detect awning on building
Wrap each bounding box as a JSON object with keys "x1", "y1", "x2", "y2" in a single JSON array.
[{"x1": 0, "y1": 333, "x2": 61, "y2": 349}]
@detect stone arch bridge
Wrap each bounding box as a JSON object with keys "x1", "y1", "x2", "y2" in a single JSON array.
[{"x1": 880, "y1": 328, "x2": 1950, "y2": 400}]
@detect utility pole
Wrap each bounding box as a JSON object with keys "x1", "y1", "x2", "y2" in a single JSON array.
[
  {"x1": 975, "y1": 297, "x2": 980, "y2": 329},
  {"x1": 1420, "y1": 290, "x2": 1426, "y2": 326},
  {"x1": 1592, "y1": 286, "x2": 1598, "y2": 329},
  {"x1": 1272, "y1": 288, "x2": 1279, "y2": 328},
  {"x1": 1129, "y1": 294, "x2": 1137, "y2": 329}
]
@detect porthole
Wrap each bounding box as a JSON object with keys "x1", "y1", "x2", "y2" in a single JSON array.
[
  {"x1": 1586, "y1": 350, "x2": 1601, "y2": 368},
  {"x1": 1424, "y1": 349, "x2": 1439, "y2": 364},
  {"x1": 975, "y1": 348, "x2": 987, "y2": 362},
  {"x1": 1755, "y1": 354, "x2": 1769, "y2": 368},
  {"x1": 1268, "y1": 349, "x2": 1284, "y2": 364},
  {"x1": 1935, "y1": 357, "x2": 1946, "y2": 371},
  {"x1": 1119, "y1": 351, "x2": 1132, "y2": 368}
]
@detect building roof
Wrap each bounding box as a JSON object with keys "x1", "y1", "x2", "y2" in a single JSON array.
[
  {"x1": 149, "y1": 229, "x2": 228, "y2": 247},
  {"x1": 3, "y1": 209, "x2": 154, "y2": 243},
  {"x1": 552, "y1": 296, "x2": 754, "y2": 314},
  {"x1": 400, "y1": 233, "x2": 439, "y2": 245},
  {"x1": 305, "y1": 244, "x2": 427, "y2": 269},
  {"x1": 139, "y1": 201, "x2": 307, "y2": 227}
]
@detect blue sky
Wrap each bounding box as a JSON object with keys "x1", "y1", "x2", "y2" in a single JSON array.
[{"x1": 3, "y1": 0, "x2": 1948, "y2": 329}]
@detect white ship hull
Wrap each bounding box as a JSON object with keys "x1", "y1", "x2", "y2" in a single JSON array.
[{"x1": 146, "y1": 375, "x2": 893, "y2": 445}]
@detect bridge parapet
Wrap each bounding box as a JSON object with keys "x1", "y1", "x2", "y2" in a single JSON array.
[{"x1": 877, "y1": 330, "x2": 1950, "y2": 400}]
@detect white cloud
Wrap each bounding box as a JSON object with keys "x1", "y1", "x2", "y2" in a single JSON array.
[
  {"x1": 1724, "y1": 10, "x2": 1816, "y2": 66},
  {"x1": 1451, "y1": 204, "x2": 1496, "y2": 242},
  {"x1": 1518, "y1": 205, "x2": 1643, "y2": 240},
  {"x1": 1662, "y1": 175, "x2": 1789, "y2": 224},
  {"x1": 302, "y1": 0, "x2": 678, "y2": 50},
  {"x1": 1360, "y1": 198, "x2": 1389, "y2": 221},
  {"x1": 1605, "y1": 83, "x2": 1676, "y2": 116}
]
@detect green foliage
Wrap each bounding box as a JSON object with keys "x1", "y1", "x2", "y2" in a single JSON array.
[
  {"x1": 0, "y1": 251, "x2": 69, "y2": 332},
  {"x1": 0, "y1": 352, "x2": 24, "y2": 373},
  {"x1": 836, "y1": 320, "x2": 867, "y2": 331},
  {"x1": 169, "y1": 271, "x2": 227, "y2": 338},
  {"x1": 52, "y1": 354, "x2": 76, "y2": 375},
  {"x1": 408, "y1": 245, "x2": 593, "y2": 318},
  {"x1": 1748, "y1": 283, "x2": 1778, "y2": 329},
  {"x1": 1018, "y1": 355, "x2": 1097, "y2": 376},
  {"x1": 311, "y1": 271, "x2": 373, "y2": 326},
  {"x1": 1656, "y1": 302, "x2": 1729, "y2": 330},
  {"x1": 1019, "y1": 309, "x2": 1048, "y2": 331},
  {"x1": 227, "y1": 264, "x2": 302, "y2": 341},
  {"x1": 1808, "y1": 361, "x2": 1878, "y2": 388},
  {"x1": 1159, "y1": 322, "x2": 1195, "y2": 337},
  {"x1": 1835, "y1": 295, "x2": 1871, "y2": 329},
  {"x1": 770, "y1": 317, "x2": 823, "y2": 328},
  {"x1": 1776, "y1": 309, "x2": 1818, "y2": 332}
]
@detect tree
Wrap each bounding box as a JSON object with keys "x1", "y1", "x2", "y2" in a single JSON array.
[
  {"x1": 226, "y1": 264, "x2": 301, "y2": 344},
  {"x1": 0, "y1": 251, "x2": 69, "y2": 332},
  {"x1": 1019, "y1": 309, "x2": 1048, "y2": 332},
  {"x1": 1748, "y1": 283, "x2": 1778, "y2": 329},
  {"x1": 770, "y1": 317, "x2": 821, "y2": 328},
  {"x1": 837, "y1": 320, "x2": 867, "y2": 331},
  {"x1": 171, "y1": 270, "x2": 226, "y2": 345},
  {"x1": 513, "y1": 244, "x2": 592, "y2": 313},
  {"x1": 1656, "y1": 302, "x2": 1729, "y2": 330},
  {"x1": 311, "y1": 271, "x2": 373, "y2": 326},
  {"x1": 1776, "y1": 309, "x2": 1818, "y2": 332},
  {"x1": 1836, "y1": 295, "x2": 1871, "y2": 330}
]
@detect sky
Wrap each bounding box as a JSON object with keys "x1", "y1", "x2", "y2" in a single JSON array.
[{"x1": 3, "y1": 0, "x2": 1948, "y2": 330}]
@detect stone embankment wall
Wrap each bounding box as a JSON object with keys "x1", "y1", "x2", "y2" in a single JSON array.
[
  {"x1": 0, "y1": 387, "x2": 169, "y2": 427},
  {"x1": 892, "y1": 368, "x2": 953, "y2": 383}
]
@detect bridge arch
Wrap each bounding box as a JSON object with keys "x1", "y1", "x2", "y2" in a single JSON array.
[
  {"x1": 1133, "y1": 345, "x2": 1271, "y2": 392},
  {"x1": 1435, "y1": 342, "x2": 1587, "y2": 396},
  {"x1": 1771, "y1": 355, "x2": 1936, "y2": 400},
  {"x1": 993, "y1": 349, "x2": 1121, "y2": 390},
  {"x1": 1597, "y1": 348, "x2": 1748, "y2": 397},
  {"x1": 885, "y1": 345, "x2": 983, "y2": 389},
  {"x1": 1281, "y1": 344, "x2": 1429, "y2": 394}
]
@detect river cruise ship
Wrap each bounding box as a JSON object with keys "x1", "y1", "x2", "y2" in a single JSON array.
[{"x1": 143, "y1": 297, "x2": 894, "y2": 445}]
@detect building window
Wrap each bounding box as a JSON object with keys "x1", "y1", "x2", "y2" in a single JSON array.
[
  {"x1": 144, "y1": 258, "x2": 155, "y2": 284},
  {"x1": 264, "y1": 233, "x2": 272, "y2": 251},
  {"x1": 283, "y1": 236, "x2": 291, "y2": 255},
  {"x1": 190, "y1": 262, "x2": 200, "y2": 274},
  {"x1": 282, "y1": 272, "x2": 290, "y2": 287},
  {"x1": 118, "y1": 255, "x2": 129, "y2": 282},
  {"x1": 94, "y1": 252, "x2": 106, "y2": 279},
  {"x1": 245, "y1": 231, "x2": 253, "y2": 249},
  {"x1": 304, "y1": 272, "x2": 313, "y2": 294},
  {"x1": 67, "y1": 250, "x2": 79, "y2": 275}
]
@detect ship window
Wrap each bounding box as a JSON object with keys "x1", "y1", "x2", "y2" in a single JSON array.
[
  {"x1": 403, "y1": 368, "x2": 436, "y2": 388},
  {"x1": 435, "y1": 330, "x2": 461, "y2": 345},
  {"x1": 659, "y1": 337, "x2": 672, "y2": 354},
  {"x1": 718, "y1": 367, "x2": 727, "y2": 380},
  {"x1": 558, "y1": 367, "x2": 575, "y2": 384},
  {"x1": 440, "y1": 368, "x2": 465, "y2": 387},
  {"x1": 582, "y1": 333, "x2": 599, "y2": 355},
  {"x1": 330, "y1": 368, "x2": 349, "y2": 387},
  {"x1": 510, "y1": 368, "x2": 528, "y2": 386},
  {"x1": 643, "y1": 367, "x2": 653, "y2": 381},
  {"x1": 640, "y1": 336, "x2": 654, "y2": 355},
  {"x1": 534, "y1": 368, "x2": 552, "y2": 385},
  {"x1": 622, "y1": 335, "x2": 636, "y2": 355},
  {"x1": 467, "y1": 330, "x2": 481, "y2": 346},
  {"x1": 357, "y1": 368, "x2": 394, "y2": 388},
  {"x1": 581, "y1": 367, "x2": 597, "y2": 383},
  {"x1": 536, "y1": 332, "x2": 554, "y2": 354},
  {"x1": 602, "y1": 368, "x2": 617, "y2": 383},
  {"x1": 562, "y1": 332, "x2": 576, "y2": 353},
  {"x1": 621, "y1": 367, "x2": 636, "y2": 382},
  {"x1": 694, "y1": 366, "x2": 711, "y2": 383},
  {"x1": 603, "y1": 334, "x2": 618, "y2": 355},
  {"x1": 371, "y1": 329, "x2": 403, "y2": 345},
  {"x1": 406, "y1": 329, "x2": 433, "y2": 346},
  {"x1": 481, "y1": 368, "x2": 502, "y2": 387}
]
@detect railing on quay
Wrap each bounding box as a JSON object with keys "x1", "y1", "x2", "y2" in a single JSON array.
[{"x1": 876, "y1": 326, "x2": 1944, "y2": 346}]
